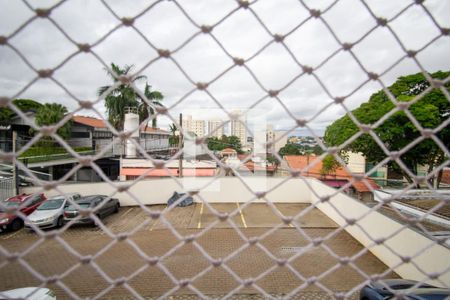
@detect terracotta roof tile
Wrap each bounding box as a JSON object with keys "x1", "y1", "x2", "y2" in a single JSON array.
[
  {"x1": 221, "y1": 148, "x2": 237, "y2": 153},
  {"x1": 442, "y1": 169, "x2": 450, "y2": 185},
  {"x1": 139, "y1": 124, "x2": 170, "y2": 134},
  {"x1": 284, "y1": 155, "x2": 379, "y2": 193},
  {"x1": 73, "y1": 116, "x2": 107, "y2": 128}
]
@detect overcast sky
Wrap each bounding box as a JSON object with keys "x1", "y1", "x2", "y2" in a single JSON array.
[{"x1": 0, "y1": 0, "x2": 449, "y2": 137}]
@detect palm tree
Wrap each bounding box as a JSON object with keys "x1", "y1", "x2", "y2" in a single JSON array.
[
  {"x1": 137, "y1": 83, "x2": 164, "y2": 131},
  {"x1": 34, "y1": 103, "x2": 71, "y2": 140},
  {"x1": 168, "y1": 123, "x2": 179, "y2": 146},
  {"x1": 98, "y1": 63, "x2": 146, "y2": 130}
]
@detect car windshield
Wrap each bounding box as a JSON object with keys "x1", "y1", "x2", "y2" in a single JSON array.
[
  {"x1": 37, "y1": 198, "x2": 64, "y2": 210},
  {"x1": 0, "y1": 201, "x2": 20, "y2": 212},
  {"x1": 66, "y1": 203, "x2": 90, "y2": 211}
]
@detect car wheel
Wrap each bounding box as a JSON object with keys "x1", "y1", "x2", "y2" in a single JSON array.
[
  {"x1": 114, "y1": 204, "x2": 119, "y2": 214},
  {"x1": 57, "y1": 216, "x2": 64, "y2": 228},
  {"x1": 10, "y1": 219, "x2": 23, "y2": 231}
]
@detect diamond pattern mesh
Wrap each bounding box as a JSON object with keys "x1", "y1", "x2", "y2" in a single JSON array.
[{"x1": 0, "y1": 0, "x2": 449, "y2": 299}]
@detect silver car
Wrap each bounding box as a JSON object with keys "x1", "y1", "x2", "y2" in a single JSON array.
[{"x1": 25, "y1": 193, "x2": 81, "y2": 230}]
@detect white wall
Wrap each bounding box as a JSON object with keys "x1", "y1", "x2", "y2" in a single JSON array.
[
  {"x1": 346, "y1": 151, "x2": 365, "y2": 174},
  {"x1": 310, "y1": 179, "x2": 450, "y2": 287},
  {"x1": 22, "y1": 177, "x2": 311, "y2": 206}
]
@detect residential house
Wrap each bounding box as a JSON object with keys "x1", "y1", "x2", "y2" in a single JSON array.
[{"x1": 284, "y1": 155, "x2": 379, "y2": 202}]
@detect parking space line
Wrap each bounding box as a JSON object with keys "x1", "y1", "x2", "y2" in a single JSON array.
[
  {"x1": 197, "y1": 202, "x2": 204, "y2": 229},
  {"x1": 236, "y1": 202, "x2": 247, "y2": 228},
  {"x1": 3, "y1": 229, "x2": 22, "y2": 240},
  {"x1": 149, "y1": 218, "x2": 158, "y2": 231},
  {"x1": 120, "y1": 207, "x2": 134, "y2": 218}
]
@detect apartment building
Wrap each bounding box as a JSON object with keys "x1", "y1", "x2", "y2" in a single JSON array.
[
  {"x1": 230, "y1": 110, "x2": 247, "y2": 146},
  {"x1": 207, "y1": 119, "x2": 224, "y2": 138},
  {"x1": 182, "y1": 115, "x2": 205, "y2": 137},
  {"x1": 266, "y1": 125, "x2": 288, "y2": 154}
]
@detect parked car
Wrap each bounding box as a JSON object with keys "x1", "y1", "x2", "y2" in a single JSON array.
[
  {"x1": 63, "y1": 195, "x2": 120, "y2": 226},
  {"x1": 0, "y1": 193, "x2": 47, "y2": 232},
  {"x1": 360, "y1": 279, "x2": 450, "y2": 299},
  {"x1": 0, "y1": 287, "x2": 56, "y2": 300},
  {"x1": 25, "y1": 193, "x2": 81, "y2": 230},
  {"x1": 167, "y1": 191, "x2": 194, "y2": 207}
]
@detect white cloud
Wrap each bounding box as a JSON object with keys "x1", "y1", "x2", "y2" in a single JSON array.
[{"x1": 0, "y1": 0, "x2": 449, "y2": 137}]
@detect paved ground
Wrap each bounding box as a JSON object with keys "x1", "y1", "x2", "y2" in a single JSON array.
[{"x1": 0, "y1": 203, "x2": 397, "y2": 299}]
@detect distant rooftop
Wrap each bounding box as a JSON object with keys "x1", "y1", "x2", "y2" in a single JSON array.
[
  {"x1": 73, "y1": 115, "x2": 170, "y2": 134},
  {"x1": 284, "y1": 155, "x2": 379, "y2": 193},
  {"x1": 121, "y1": 158, "x2": 216, "y2": 169},
  {"x1": 73, "y1": 115, "x2": 107, "y2": 128},
  {"x1": 139, "y1": 124, "x2": 170, "y2": 134}
]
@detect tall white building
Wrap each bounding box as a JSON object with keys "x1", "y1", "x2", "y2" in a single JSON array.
[
  {"x1": 207, "y1": 119, "x2": 224, "y2": 138},
  {"x1": 230, "y1": 110, "x2": 247, "y2": 147},
  {"x1": 266, "y1": 125, "x2": 287, "y2": 154},
  {"x1": 182, "y1": 115, "x2": 205, "y2": 137}
]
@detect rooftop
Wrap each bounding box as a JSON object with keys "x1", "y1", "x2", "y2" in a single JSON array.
[
  {"x1": 284, "y1": 155, "x2": 379, "y2": 193},
  {"x1": 121, "y1": 158, "x2": 217, "y2": 169},
  {"x1": 73, "y1": 115, "x2": 107, "y2": 128}
]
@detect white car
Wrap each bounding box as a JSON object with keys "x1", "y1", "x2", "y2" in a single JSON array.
[
  {"x1": 25, "y1": 193, "x2": 81, "y2": 230},
  {"x1": 0, "y1": 287, "x2": 56, "y2": 299}
]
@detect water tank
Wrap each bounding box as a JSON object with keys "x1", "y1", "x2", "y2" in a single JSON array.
[{"x1": 124, "y1": 107, "x2": 139, "y2": 157}]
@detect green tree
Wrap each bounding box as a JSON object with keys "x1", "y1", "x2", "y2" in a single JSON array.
[
  {"x1": 227, "y1": 135, "x2": 243, "y2": 153},
  {"x1": 0, "y1": 99, "x2": 42, "y2": 125},
  {"x1": 168, "y1": 123, "x2": 179, "y2": 146},
  {"x1": 324, "y1": 71, "x2": 449, "y2": 187},
  {"x1": 312, "y1": 144, "x2": 324, "y2": 155},
  {"x1": 278, "y1": 143, "x2": 300, "y2": 156},
  {"x1": 206, "y1": 135, "x2": 243, "y2": 153},
  {"x1": 98, "y1": 63, "x2": 163, "y2": 130},
  {"x1": 138, "y1": 83, "x2": 163, "y2": 130},
  {"x1": 206, "y1": 137, "x2": 223, "y2": 151},
  {"x1": 320, "y1": 155, "x2": 343, "y2": 177},
  {"x1": 35, "y1": 103, "x2": 71, "y2": 139},
  {"x1": 267, "y1": 154, "x2": 280, "y2": 166}
]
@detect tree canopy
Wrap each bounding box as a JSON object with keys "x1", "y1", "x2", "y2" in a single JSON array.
[
  {"x1": 278, "y1": 143, "x2": 301, "y2": 156},
  {"x1": 0, "y1": 99, "x2": 42, "y2": 125},
  {"x1": 324, "y1": 71, "x2": 449, "y2": 186},
  {"x1": 168, "y1": 123, "x2": 179, "y2": 146},
  {"x1": 98, "y1": 63, "x2": 163, "y2": 130},
  {"x1": 35, "y1": 103, "x2": 71, "y2": 139},
  {"x1": 206, "y1": 135, "x2": 243, "y2": 153}
]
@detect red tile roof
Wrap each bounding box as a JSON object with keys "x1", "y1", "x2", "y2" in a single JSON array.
[
  {"x1": 442, "y1": 169, "x2": 450, "y2": 185},
  {"x1": 73, "y1": 116, "x2": 107, "y2": 128},
  {"x1": 139, "y1": 123, "x2": 170, "y2": 134},
  {"x1": 221, "y1": 148, "x2": 237, "y2": 154},
  {"x1": 235, "y1": 154, "x2": 276, "y2": 172},
  {"x1": 284, "y1": 155, "x2": 379, "y2": 193}
]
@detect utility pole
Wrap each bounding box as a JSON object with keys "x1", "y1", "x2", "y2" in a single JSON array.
[
  {"x1": 12, "y1": 130, "x2": 18, "y2": 194},
  {"x1": 178, "y1": 113, "x2": 183, "y2": 178}
]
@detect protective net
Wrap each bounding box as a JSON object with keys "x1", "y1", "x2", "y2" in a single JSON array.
[{"x1": 0, "y1": 0, "x2": 449, "y2": 299}]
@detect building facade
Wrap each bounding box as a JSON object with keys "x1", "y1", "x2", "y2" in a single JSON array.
[
  {"x1": 182, "y1": 115, "x2": 205, "y2": 137},
  {"x1": 207, "y1": 119, "x2": 224, "y2": 138},
  {"x1": 230, "y1": 110, "x2": 247, "y2": 147},
  {"x1": 265, "y1": 125, "x2": 287, "y2": 154}
]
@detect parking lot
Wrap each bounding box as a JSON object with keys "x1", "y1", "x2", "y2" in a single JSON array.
[{"x1": 0, "y1": 203, "x2": 397, "y2": 299}]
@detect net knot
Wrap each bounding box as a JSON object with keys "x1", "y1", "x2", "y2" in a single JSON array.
[{"x1": 121, "y1": 17, "x2": 134, "y2": 26}]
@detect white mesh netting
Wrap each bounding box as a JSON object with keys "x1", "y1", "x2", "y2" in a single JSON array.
[{"x1": 0, "y1": 0, "x2": 449, "y2": 299}]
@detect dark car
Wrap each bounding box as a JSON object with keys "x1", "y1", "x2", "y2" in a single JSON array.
[
  {"x1": 360, "y1": 279, "x2": 450, "y2": 300},
  {"x1": 63, "y1": 195, "x2": 120, "y2": 226},
  {"x1": 0, "y1": 193, "x2": 47, "y2": 232}
]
